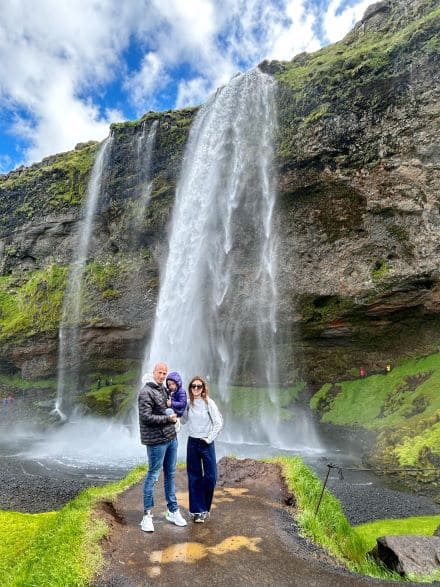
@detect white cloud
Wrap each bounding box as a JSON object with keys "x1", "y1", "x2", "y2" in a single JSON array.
[
  {"x1": 0, "y1": 0, "x2": 135, "y2": 165},
  {"x1": 323, "y1": 0, "x2": 372, "y2": 44},
  {"x1": 175, "y1": 77, "x2": 213, "y2": 109},
  {"x1": 0, "y1": 0, "x2": 374, "y2": 169},
  {"x1": 124, "y1": 52, "x2": 168, "y2": 112},
  {"x1": 265, "y1": 1, "x2": 322, "y2": 60}
]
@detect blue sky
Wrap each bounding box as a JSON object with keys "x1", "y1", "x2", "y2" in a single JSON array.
[{"x1": 0, "y1": 0, "x2": 372, "y2": 173}]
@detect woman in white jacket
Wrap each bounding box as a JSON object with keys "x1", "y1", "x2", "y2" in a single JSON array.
[{"x1": 182, "y1": 375, "x2": 223, "y2": 523}]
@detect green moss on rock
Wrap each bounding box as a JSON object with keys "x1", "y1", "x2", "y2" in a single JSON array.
[
  {"x1": 274, "y1": 4, "x2": 440, "y2": 159},
  {"x1": 371, "y1": 260, "x2": 390, "y2": 284},
  {"x1": 311, "y1": 352, "x2": 440, "y2": 484},
  {"x1": 0, "y1": 143, "x2": 98, "y2": 230},
  {"x1": 0, "y1": 264, "x2": 68, "y2": 341},
  {"x1": 83, "y1": 384, "x2": 135, "y2": 416}
]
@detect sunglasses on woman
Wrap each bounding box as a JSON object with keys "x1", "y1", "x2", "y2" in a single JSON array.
[{"x1": 191, "y1": 383, "x2": 203, "y2": 390}]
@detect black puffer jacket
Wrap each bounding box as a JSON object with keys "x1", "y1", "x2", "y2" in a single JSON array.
[{"x1": 138, "y1": 379, "x2": 177, "y2": 445}]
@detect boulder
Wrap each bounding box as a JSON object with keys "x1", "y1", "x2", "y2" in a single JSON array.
[{"x1": 370, "y1": 535, "x2": 440, "y2": 577}]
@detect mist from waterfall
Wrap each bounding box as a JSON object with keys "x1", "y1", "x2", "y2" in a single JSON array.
[
  {"x1": 143, "y1": 69, "x2": 319, "y2": 450},
  {"x1": 54, "y1": 136, "x2": 113, "y2": 419}
]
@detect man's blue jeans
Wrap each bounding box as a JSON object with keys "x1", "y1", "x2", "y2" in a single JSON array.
[
  {"x1": 186, "y1": 436, "x2": 217, "y2": 514},
  {"x1": 143, "y1": 438, "x2": 178, "y2": 513}
]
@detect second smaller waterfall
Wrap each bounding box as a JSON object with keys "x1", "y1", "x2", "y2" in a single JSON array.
[{"x1": 54, "y1": 136, "x2": 113, "y2": 419}]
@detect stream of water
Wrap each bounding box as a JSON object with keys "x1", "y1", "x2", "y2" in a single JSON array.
[{"x1": 54, "y1": 136, "x2": 113, "y2": 420}]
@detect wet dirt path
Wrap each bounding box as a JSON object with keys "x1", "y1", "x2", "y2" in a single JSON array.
[{"x1": 93, "y1": 460, "x2": 400, "y2": 587}]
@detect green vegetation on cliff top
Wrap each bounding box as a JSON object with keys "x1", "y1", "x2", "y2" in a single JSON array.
[
  {"x1": 0, "y1": 143, "x2": 97, "y2": 211},
  {"x1": 275, "y1": 3, "x2": 440, "y2": 155},
  {"x1": 276, "y1": 4, "x2": 440, "y2": 93},
  {"x1": 110, "y1": 106, "x2": 197, "y2": 130}
]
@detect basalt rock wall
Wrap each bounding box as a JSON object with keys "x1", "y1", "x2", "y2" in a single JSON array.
[{"x1": 0, "y1": 0, "x2": 439, "y2": 384}]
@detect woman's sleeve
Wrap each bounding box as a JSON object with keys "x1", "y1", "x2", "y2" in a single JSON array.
[{"x1": 206, "y1": 399, "x2": 223, "y2": 443}]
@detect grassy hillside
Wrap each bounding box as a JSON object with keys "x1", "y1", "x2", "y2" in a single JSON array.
[{"x1": 310, "y1": 352, "x2": 440, "y2": 478}]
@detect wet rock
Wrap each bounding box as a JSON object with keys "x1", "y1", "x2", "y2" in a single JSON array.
[{"x1": 370, "y1": 535, "x2": 440, "y2": 577}]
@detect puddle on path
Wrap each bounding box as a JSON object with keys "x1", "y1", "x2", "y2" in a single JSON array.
[{"x1": 148, "y1": 535, "x2": 262, "y2": 576}]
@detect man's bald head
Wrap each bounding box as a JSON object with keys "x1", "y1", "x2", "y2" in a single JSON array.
[{"x1": 153, "y1": 363, "x2": 168, "y2": 385}]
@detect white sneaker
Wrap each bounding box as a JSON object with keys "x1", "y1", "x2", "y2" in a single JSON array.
[
  {"x1": 140, "y1": 512, "x2": 154, "y2": 532},
  {"x1": 165, "y1": 509, "x2": 187, "y2": 526}
]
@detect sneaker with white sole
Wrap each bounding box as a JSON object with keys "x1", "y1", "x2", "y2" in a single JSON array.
[
  {"x1": 165, "y1": 509, "x2": 187, "y2": 526},
  {"x1": 192, "y1": 513, "x2": 205, "y2": 523},
  {"x1": 140, "y1": 512, "x2": 154, "y2": 532}
]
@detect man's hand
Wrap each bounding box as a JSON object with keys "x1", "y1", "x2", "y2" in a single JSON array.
[
  {"x1": 168, "y1": 413, "x2": 177, "y2": 423},
  {"x1": 166, "y1": 398, "x2": 171, "y2": 407}
]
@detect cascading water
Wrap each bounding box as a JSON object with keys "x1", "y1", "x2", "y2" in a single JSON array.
[
  {"x1": 143, "y1": 68, "x2": 320, "y2": 451},
  {"x1": 124, "y1": 119, "x2": 158, "y2": 351},
  {"x1": 132, "y1": 120, "x2": 158, "y2": 235},
  {"x1": 54, "y1": 136, "x2": 113, "y2": 420}
]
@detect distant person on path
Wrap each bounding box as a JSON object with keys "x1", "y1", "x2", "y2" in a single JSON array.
[
  {"x1": 182, "y1": 375, "x2": 223, "y2": 523},
  {"x1": 359, "y1": 367, "x2": 366, "y2": 377},
  {"x1": 138, "y1": 362, "x2": 187, "y2": 532},
  {"x1": 166, "y1": 371, "x2": 187, "y2": 432}
]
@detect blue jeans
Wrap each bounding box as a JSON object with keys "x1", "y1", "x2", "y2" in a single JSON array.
[
  {"x1": 143, "y1": 438, "x2": 178, "y2": 513},
  {"x1": 187, "y1": 436, "x2": 217, "y2": 514}
]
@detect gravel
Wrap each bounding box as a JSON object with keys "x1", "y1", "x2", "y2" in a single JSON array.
[
  {"x1": 311, "y1": 462, "x2": 440, "y2": 525},
  {"x1": 0, "y1": 457, "x2": 125, "y2": 513}
]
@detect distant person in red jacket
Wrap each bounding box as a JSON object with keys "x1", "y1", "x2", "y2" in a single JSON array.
[{"x1": 359, "y1": 367, "x2": 366, "y2": 377}]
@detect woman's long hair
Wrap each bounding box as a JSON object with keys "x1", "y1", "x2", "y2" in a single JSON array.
[{"x1": 188, "y1": 375, "x2": 209, "y2": 405}]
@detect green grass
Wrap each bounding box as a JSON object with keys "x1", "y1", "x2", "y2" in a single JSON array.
[
  {"x1": 0, "y1": 510, "x2": 57, "y2": 585},
  {"x1": 0, "y1": 373, "x2": 56, "y2": 390},
  {"x1": 276, "y1": 5, "x2": 440, "y2": 94},
  {"x1": 310, "y1": 352, "x2": 440, "y2": 478},
  {"x1": 0, "y1": 465, "x2": 147, "y2": 587},
  {"x1": 355, "y1": 515, "x2": 440, "y2": 554},
  {"x1": 273, "y1": 456, "x2": 399, "y2": 580},
  {"x1": 311, "y1": 352, "x2": 440, "y2": 430}
]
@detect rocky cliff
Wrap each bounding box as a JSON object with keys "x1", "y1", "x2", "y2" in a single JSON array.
[{"x1": 0, "y1": 0, "x2": 439, "y2": 389}]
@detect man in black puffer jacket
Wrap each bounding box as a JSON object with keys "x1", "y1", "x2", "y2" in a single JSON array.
[{"x1": 138, "y1": 362, "x2": 187, "y2": 532}]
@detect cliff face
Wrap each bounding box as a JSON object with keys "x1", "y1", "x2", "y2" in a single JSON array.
[
  {"x1": 271, "y1": 0, "x2": 440, "y2": 381},
  {"x1": 0, "y1": 0, "x2": 439, "y2": 385}
]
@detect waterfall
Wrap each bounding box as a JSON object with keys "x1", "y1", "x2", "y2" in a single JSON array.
[
  {"x1": 133, "y1": 120, "x2": 158, "y2": 234},
  {"x1": 54, "y1": 136, "x2": 113, "y2": 420},
  {"x1": 142, "y1": 69, "x2": 300, "y2": 447}
]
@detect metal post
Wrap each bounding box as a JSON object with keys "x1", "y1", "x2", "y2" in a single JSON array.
[{"x1": 315, "y1": 464, "x2": 332, "y2": 517}]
